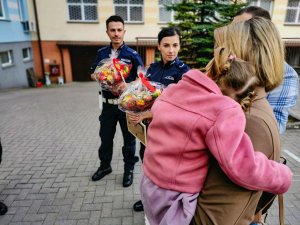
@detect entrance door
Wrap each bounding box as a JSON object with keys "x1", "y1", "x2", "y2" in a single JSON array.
[{"x1": 69, "y1": 46, "x2": 100, "y2": 81}]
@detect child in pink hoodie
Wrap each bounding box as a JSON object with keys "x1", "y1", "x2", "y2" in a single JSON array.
[{"x1": 140, "y1": 47, "x2": 292, "y2": 225}]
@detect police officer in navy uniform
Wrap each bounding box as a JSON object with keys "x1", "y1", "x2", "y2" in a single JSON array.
[
  {"x1": 90, "y1": 15, "x2": 143, "y2": 187},
  {"x1": 127, "y1": 27, "x2": 189, "y2": 211}
]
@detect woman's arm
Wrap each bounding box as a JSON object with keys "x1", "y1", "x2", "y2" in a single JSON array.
[{"x1": 205, "y1": 106, "x2": 292, "y2": 194}]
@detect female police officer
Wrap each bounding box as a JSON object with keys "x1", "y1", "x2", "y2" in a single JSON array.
[{"x1": 127, "y1": 26, "x2": 189, "y2": 212}]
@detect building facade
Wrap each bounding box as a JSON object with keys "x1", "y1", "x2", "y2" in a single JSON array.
[
  {"x1": 0, "y1": 0, "x2": 34, "y2": 89},
  {"x1": 1, "y1": 0, "x2": 299, "y2": 89},
  {"x1": 26, "y1": 0, "x2": 172, "y2": 84},
  {"x1": 252, "y1": 0, "x2": 300, "y2": 74}
]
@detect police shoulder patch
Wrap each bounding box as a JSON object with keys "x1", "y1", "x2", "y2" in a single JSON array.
[{"x1": 127, "y1": 47, "x2": 138, "y2": 55}]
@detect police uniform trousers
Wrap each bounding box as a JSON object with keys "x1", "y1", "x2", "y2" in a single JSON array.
[{"x1": 98, "y1": 102, "x2": 136, "y2": 171}]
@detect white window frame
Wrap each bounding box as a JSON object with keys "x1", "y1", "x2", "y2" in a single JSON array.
[
  {"x1": 158, "y1": 0, "x2": 180, "y2": 23},
  {"x1": 285, "y1": 0, "x2": 300, "y2": 24},
  {"x1": 0, "y1": 50, "x2": 13, "y2": 67},
  {"x1": 17, "y1": 0, "x2": 24, "y2": 21},
  {"x1": 0, "y1": 0, "x2": 5, "y2": 19},
  {"x1": 22, "y1": 47, "x2": 31, "y2": 62},
  {"x1": 250, "y1": 0, "x2": 273, "y2": 15},
  {"x1": 114, "y1": 0, "x2": 144, "y2": 23},
  {"x1": 67, "y1": 0, "x2": 98, "y2": 22}
]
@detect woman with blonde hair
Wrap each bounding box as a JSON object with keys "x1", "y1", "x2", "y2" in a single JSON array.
[
  {"x1": 191, "y1": 17, "x2": 286, "y2": 225},
  {"x1": 139, "y1": 27, "x2": 292, "y2": 224}
]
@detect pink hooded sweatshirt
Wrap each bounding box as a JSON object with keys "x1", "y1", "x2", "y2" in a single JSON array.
[{"x1": 143, "y1": 69, "x2": 292, "y2": 195}]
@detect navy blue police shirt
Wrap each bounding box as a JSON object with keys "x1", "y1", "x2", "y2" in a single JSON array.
[
  {"x1": 146, "y1": 57, "x2": 189, "y2": 86},
  {"x1": 91, "y1": 43, "x2": 144, "y2": 99}
]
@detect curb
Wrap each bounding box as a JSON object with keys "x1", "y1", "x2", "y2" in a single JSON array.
[{"x1": 286, "y1": 122, "x2": 300, "y2": 130}]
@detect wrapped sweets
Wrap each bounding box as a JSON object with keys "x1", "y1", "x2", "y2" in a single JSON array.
[
  {"x1": 118, "y1": 72, "x2": 164, "y2": 113},
  {"x1": 94, "y1": 58, "x2": 132, "y2": 95}
]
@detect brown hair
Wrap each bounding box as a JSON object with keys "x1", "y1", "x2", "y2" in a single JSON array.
[
  {"x1": 206, "y1": 47, "x2": 257, "y2": 112},
  {"x1": 236, "y1": 6, "x2": 271, "y2": 20}
]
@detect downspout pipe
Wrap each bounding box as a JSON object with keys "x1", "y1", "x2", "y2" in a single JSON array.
[
  {"x1": 33, "y1": 0, "x2": 45, "y2": 81},
  {"x1": 58, "y1": 46, "x2": 66, "y2": 83}
]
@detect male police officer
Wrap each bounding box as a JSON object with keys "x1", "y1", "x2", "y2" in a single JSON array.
[{"x1": 90, "y1": 15, "x2": 143, "y2": 187}]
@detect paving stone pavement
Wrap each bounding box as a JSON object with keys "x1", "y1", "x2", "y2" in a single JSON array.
[{"x1": 0, "y1": 82, "x2": 299, "y2": 225}]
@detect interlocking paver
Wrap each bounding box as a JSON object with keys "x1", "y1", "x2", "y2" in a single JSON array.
[{"x1": 0, "y1": 82, "x2": 299, "y2": 225}]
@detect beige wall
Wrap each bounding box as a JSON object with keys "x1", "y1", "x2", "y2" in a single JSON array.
[
  {"x1": 272, "y1": 0, "x2": 300, "y2": 39},
  {"x1": 27, "y1": 0, "x2": 165, "y2": 43},
  {"x1": 27, "y1": 0, "x2": 299, "y2": 42}
]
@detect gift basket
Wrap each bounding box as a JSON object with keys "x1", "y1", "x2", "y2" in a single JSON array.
[
  {"x1": 93, "y1": 57, "x2": 132, "y2": 95},
  {"x1": 118, "y1": 68, "x2": 165, "y2": 113}
]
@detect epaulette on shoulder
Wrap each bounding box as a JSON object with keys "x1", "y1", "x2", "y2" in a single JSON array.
[
  {"x1": 176, "y1": 61, "x2": 186, "y2": 69},
  {"x1": 126, "y1": 47, "x2": 138, "y2": 55}
]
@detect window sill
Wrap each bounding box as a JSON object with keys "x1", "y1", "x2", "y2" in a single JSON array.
[
  {"x1": 284, "y1": 23, "x2": 300, "y2": 26},
  {"x1": 125, "y1": 22, "x2": 144, "y2": 25},
  {"x1": 158, "y1": 21, "x2": 179, "y2": 25},
  {"x1": 23, "y1": 59, "x2": 32, "y2": 63},
  {"x1": 1, "y1": 64, "x2": 14, "y2": 69},
  {"x1": 67, "y1": 20, "x2": 99, "y2": 24},
  {"x1": 0, "y1": 18, "x2": 11, "y2": 22}
]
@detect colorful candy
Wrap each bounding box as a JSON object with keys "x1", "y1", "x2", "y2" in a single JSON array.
[
  {"x1": 94, "y1": 58, "x2": 131, "y2": 95},
  {"x1": 118, "y1": 80, "x2": 164, "y2": 113}
]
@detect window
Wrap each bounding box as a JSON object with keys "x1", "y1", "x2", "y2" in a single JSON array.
[
  {"x1": 159, "y1": 0, "x2": 181, "y2": 23},
  {"x1": 22, "y1": 48, "x2": 32, "y2": 61},
  {"x1": 285, "y1": 0, "x2": 300, "y2": 24},
  {"x1": 67, "y1": 0, "x2": 98, "y2": 22},
  {"x1": 17, "y1": 0, "x2": 26, "y2": 21},
  {"x1": 0, "y1": 0, "x2": 5, "y2": 19},
  {"x1": 114, "y1": 0, "x2": 144, "y2": 23},
  {"x1": 0, "y1": 50, "x2": 13, "y2": 67},
  {"x1": 250, "y1": 0, "x2": 273, "y2": 15}
]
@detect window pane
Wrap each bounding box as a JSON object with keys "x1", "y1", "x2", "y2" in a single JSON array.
[
  {"x1": 0, "y1": 52, "x2": 9, "y2": 64},
  {"x1": 22, "y1": 49, "x2": 29, "y2": 58},
  {"x1": 115, "y1": 6, "x2": 128, "y2": 21},
  {"x1": 84, "y1": 5, "x2": 97, "y2": 20},
  {"x1": 288, "y1": 0, "x2": 299, "y2": 7},
  {"x1": 159, "y1": 0, "x2": 172, "y2": 4},
  {"x1": 0, "y1": 0, "x2": 4, "y2": 18},
  {"x1": 114, "y1": 0, "x2": 127, "y2": 4},
  {"x1": 130, "y1": 6, "x2": 142, "y2": 21},
  {"x1": 68, "y1": 0, "x2": 81, "y2": 3},
  {"x1": 69, "y1": 5, "x2": 82, "y2": 20},
  {"x1": 22, "y1": 48, "x2": 31, "y2": 61},
  {"x1": 130, "y1": 0, "x2": 143, "y2": 4},
  {"x1": 159, "y1": 7, "x2": 171, "y2": 22},
  {"x1": 260, "y1": 0, "x2": 272, "y2": 11},
  {"x1": 83, "y1": 0, "x2": 97, "y2": 3},
  {"x1": 249, "y1": 0, "x2": 258, "y2": 6},
  {"x1": 285, "y1": 9, "x2": 296, "y2": 22},
  {"x1": 0, "y1": 51, "x2": 12, "y2": 66}
]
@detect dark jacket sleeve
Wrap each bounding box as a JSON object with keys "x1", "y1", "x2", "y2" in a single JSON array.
[
  {"x1": 90, "y1": 50, "x2": 103, "y2": 73},
  {"x1": 0, "y1": 138, "x2": 2, "y2": 164}
]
